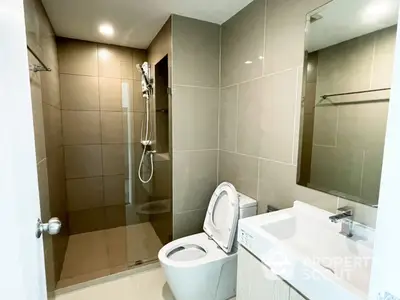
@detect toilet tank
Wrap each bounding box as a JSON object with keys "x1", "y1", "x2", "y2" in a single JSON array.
[
  {"x1": 238, "y1": 192, "x2": 257, "y2": 219},
  {"x1": 232, "y1": 192, "x2": 257, "y2": 252}
]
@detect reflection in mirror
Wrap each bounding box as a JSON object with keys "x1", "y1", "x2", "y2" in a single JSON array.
[{"x1": 297, "y1": 0, "x2": 399, "y2": 207}]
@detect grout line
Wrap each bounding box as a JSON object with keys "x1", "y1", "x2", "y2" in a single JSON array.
[
  {"x1": 261, "y1": 0, "x2": 268, "y2": 77},
  {"x1": 173, "y1": 148, "x2": 219, "y2": 153},
  {"x1": 220, "y1": 149, "x2": 295, "y2": 167},
  {"x1": 173, "y1": 84, "x2": 219, "y2": 89},
  {"x1": 313, "y1": 143, "x2": 336, "y2": 148},
  {"x1": 61, "y1": 108, "x2": 145, "y2": 113},
  {"x1": 217, "y1": 26, "x2": 222, "y2": 184},
  {"x1": 369, "y1": 36, "x2": 377, "y2": 89}
]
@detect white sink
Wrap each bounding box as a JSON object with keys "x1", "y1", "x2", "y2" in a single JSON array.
[{"x1": 238, "y1": 201, "x2": 373, "y2": 300}]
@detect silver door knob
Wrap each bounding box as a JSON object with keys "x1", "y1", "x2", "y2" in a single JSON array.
[{"x1": 36, "y1": 217, "x2": 62, "y2": 238}]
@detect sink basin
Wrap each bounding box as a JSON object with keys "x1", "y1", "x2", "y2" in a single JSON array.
[{"x1": 238, "y1": 201, "x2": 373, "y2": 300}]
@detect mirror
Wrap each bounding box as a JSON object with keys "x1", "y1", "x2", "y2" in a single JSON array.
[{"x1": 297, "y1": 0, "x2": 399, "y2": 207}]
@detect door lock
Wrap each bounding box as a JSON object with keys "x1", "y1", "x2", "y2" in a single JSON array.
[{"x1": 36, "y1": 217, "x2": 62, "y2": 238}]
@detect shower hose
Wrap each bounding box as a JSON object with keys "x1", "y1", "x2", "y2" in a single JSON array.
[{"x1": 137, "y1": 93, "x2": 154, "y2": 184}]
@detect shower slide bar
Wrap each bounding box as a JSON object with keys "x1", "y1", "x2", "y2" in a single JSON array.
[{"x1": 27, "y1": 45, "x2": 52, "y2": 72}]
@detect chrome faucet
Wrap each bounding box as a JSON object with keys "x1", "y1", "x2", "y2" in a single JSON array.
[{"x1": 329, "y1": 206, "x2": 354, "y2": 237}]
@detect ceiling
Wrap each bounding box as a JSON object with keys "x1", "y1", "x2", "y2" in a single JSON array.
[
  {"x1": 307, "y1": 0, "x2": 399, "y2": 52},
  {"x1": 41, "y1": 0, "x2": 253, "y2": 49}
]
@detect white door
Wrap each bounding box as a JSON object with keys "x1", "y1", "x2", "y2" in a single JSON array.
[{"x1": 0, "y1": 0, "x2": 47, "y2": 299}]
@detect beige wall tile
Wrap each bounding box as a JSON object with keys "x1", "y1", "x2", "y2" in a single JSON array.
[
  {"x1": 66, "y1": 177, "x2": 104, "y2": 211},
  {"x1": 173, "y1": 209, "x2": 207, "y2": 239},
  {"x1": 37, "y1": 159, "x2": 51, "y2": 221},
  {"x1": 99, "y1": 78, "x2": 134, "y2": 111},
  {"x1": 313, "y1": 106, "x2": 338, "y2": 146},
  {"x1": 148, "y1": 18, "x2": 171, "y2": 67},
  {"x1": 62, "y1": 111, "x2": 101, "y2": 145},
  {"x1": 41, "y1": 71, "x2": 61, "y2": 108},
  {"x1": 221, "y1": 0, "x2": 265, "y2": 86},
  {"x1": 173, "y1": 150, "x2": 218, "y2": 213},
  {"x1": 237, "y1": 77, "x2": 264, "y2": 156},
  {"x1": 105, "y1": 205, "x2": 127, "y2": 228},
  {"x1": 173, "y1": 86, "x2": 219, "y2": 150},
  {"x1": 68, "y1": 208, "x2": 106, "y2": 235},
  {"x1": 263, "y1": 0, "x2": 330, "y2": 74},
  {"x1": 104, "y1": 175, "x2": 126, "y2": 206},
  {"x1": 98, "y1": 45, "x2": 133, "y2": 79},
  {"x1": 259, "y1": 69, "x2": 297, "y2": 163},
  {"x1": 58, "y1": 38, "x2": 98, "y2": 76},
  {"x1": 219, "y1": 86, "x2": 238, "y2": 151},
  {"x1": 218, "y1": 151, "x2": 259, "y2": 200},
  {"x1": 60, "y1": 74, "x2": 99, "y2": 110},
  {"x1": 338, "y1": 198, "x2": 377, "y2": 228},
  {"x1": 173, "y1": 15, "x2": 220, "y2": 87},
  {"x1": 133, "y1": 80, "x2": 145, "y2": 112},
  {"x1": 101, "y1": 112, "x2": 124, "y2": 144},
  {"x1": 102, "y1": 144, "x2": 126, "y2": 175},
  {"x1": 43, "y1": 103, "x2": 62, "y2": 155},
  {"x1": 31, "y1": 83, "x2": 46, "y2": 163},
  {"x1": 64, "y1": 145, "x2": 102, "y2": 178}
]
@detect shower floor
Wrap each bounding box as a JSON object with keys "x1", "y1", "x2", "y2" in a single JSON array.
[{"x1": 57, "y1": 222, "x2": 163, "y2": 289}]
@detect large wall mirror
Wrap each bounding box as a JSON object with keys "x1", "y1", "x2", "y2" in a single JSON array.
[{"x1": 298, "y1": 0, "x2": 399, "y2": 207}]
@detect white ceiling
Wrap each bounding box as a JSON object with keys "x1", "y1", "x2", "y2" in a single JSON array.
[
  {"x1": 307, "y1": 0, "x2": 399, "y2": 52},
  {"x1": 41, "y1": 0, "x2": 253, "y2": 49}
]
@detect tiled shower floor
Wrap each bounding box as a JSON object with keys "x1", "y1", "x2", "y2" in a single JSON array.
[{"x1": 57, "y1": 222, "x2": 163, "y2": 289}]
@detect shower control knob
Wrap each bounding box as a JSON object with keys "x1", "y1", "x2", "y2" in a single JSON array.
[{"x1": 36, "y1": 217, "x2": 62, "y2": 238}]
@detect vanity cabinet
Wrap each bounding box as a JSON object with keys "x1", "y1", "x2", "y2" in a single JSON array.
[{"x1": 237, "y1": 246, "x2": 307, "y2": 300}]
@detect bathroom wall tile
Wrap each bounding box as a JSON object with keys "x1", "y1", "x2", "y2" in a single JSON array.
[
  {"x1": 101, "y1": 112, "x2": 124, "y2": 144},
  {"x1": 371, "y1": 26, "x2": 397, "y2": 89},
  {"x1": 105, "y1": 205, "x2": 127, "y2": 228},
  {"x1": 219, "y1": 86, "x2": 238, "y2": 151},
  {"x1": 37, "y1": 159, "x2": 51, "y2": 221},
  {"x1": 62, "y1": 111, "x2": 101, "y2": 145},
  {"x1": 31, "y1": 83, "x2": 46, "y2": 163},
  {"x1": 221, "y1": 0, "x2": 265, "y2": 86},
  {"x1": 98, "y1": 45, "x2": 133, "y2": 79},
  {"x1": 122, "y1": 112, "x2": 144, "y2": 143},
  {"x1": 60, "y1": 74, "x2": 99, "y2": 110},
  {"x1": 263, "y1": 0, "x2": 330, "y2": 75},
  {"x1": 57, "y1": 38, "x2": 98, "y2": 76},
  {"x1": 132, "y1": 49, "x2": 148, "y2": 80},
  {"x1": 172, "y1": 15, "x2": 220, "y2": 87},
  {"x1": 361, "y1": 148, "x2": 384, "y2": 206},
  {"x1": 47, "y1": 147, "x2": 67, "y2": 218},
  {"x1": 64, "y1": 145, "x2": 102, "y2": 179},
  {"x1": 102, "y1": 144, "x2": 125, "y2": 176},
  {"x1": 237, "y1": 77, "x2": 264, "y2": 156},
  {"x1": 173, "y1": 209, "x2": 207, "y2": 239},
  {"x1": 173, "y1": 86, "x2": 219, "y2": 151},
  {"x1": 103, "y1": 175, "x2": 126, "y2": 206},
  {"x1": 313, "y1": 106, "x2": 338, "y2": 146},
  {"x1": 66, "y1": 177, "x2": 104, "y2": 211},
  {"x1": 68, "y1": 208, "x2": 106, "y2": 235},
  {"x1": 148, "y1": 18, "x2": 171, "y2": 68},
  {"x1": 338, "y1": 198, "x2": 377, "y2": 228},
  {"x1": 99, "y1": 77, "x2": 123, "y2": 111},
  {"x1": 218, "y1": 151, "x2": 259, "y2": 200},
  {"x1": 258, "y1": 160, "x2": 298, "y2": 213},
  {"x1": 316, "y1": 33, "x2": 374, "y2": 98},
  {"x1": 41, "y1": 71, "x2": 61, "y2": 108},
  {"x1": 43, "y1": 103, "x2": 62, "y2": 155},
  {"x1": 259, "y1": 69, "x2": 297, "y2": 163},
  {"x1": 173, "y1": 150, "x2": 218, "y2": 213}
]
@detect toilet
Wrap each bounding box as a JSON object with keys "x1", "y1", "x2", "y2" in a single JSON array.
[{"x1": 158, "y1": 182, "x2": 257, "y2": 300}]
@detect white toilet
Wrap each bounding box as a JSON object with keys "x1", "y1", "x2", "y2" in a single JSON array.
[{"x1": 158, "y1": 182, "x2": 257, "y2": 300}]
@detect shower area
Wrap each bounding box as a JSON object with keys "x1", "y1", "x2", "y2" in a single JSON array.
[{"x1": 24, "y1": 0, "x2": 172, "y2": 290}]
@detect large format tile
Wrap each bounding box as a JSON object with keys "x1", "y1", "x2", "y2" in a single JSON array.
[
  {"x1": 30, "y1": 81, "x2": 46, "y2": 162},
  {"x1": 132, "y1": 49, "x2": 148, "y2": 80},
  {"x1": 172, "y1": 15, "x2": 220, "y2": 87},
  {"x1": 173, "y1": 209, "x2": 207, "y2": 239},
  {"x1": 263, "y1": 0, "x2": 330, "y2": 74},
  {"x1": 103, "y1": 175, "x2": 126, "y2": 206},
  {"x1": 41, "y1": 70, "x2": 61, "y2": 108},
  {"x1": 102, "y1": 144, "x2": 126, "y2": 176},
  {"x1": 258, "y1": 69, "x2": 297, "y2": 163},
  {"x1": 68, "y1": 208, "x2": 106, "y2": 234},
  {"x1": 98, "y1": 45, "x2": 133, "y2": 79},
  {"x1": 64, "y1": 145, "x2": 102, "y2": 178},
  {"x1": 66, "y1": 177, "x2": 104, "y2": 212},
  {"x1": 58, "y1": 38, "x2": 98, "y2": 76},
  {"x1": 173, "y1": 150, "x2": 218, "y2": 213},
  {"x1": 43, "y1": 103, "x2": 62, "y2": 155},
  {"x1": 101, "y1": 111, "x2": 124, "y2": 144},
  {"x1": 218, "y1": 151, "x2": 259, "y2": 200},
  {"x1": 219, "y1": 86, "x2": 238, "y2": 151},
  {"x1": 237, "y1": 77, "x2": 264, "y2": 156},
  {"x1": 313, "y1": 106, "x2": 338, "y2": 146},
  {"x1": 221, "y1": 0, "x2": 265, "y2": 86},
  {"x1": 62, "y1": 111, "x2": 101, "y2": 145},
  {"x1": 173, "y1": 86, "x2": 218, "y2": 150},
  {"x1": 60, "y1": 74, "x2": 99, "y2": 110}
]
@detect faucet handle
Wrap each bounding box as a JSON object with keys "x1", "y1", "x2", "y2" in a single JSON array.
[{"x1": 337, "y1": 206, "x2": 353, "y2": 216}]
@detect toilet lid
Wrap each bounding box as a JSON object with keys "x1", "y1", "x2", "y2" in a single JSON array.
[{"x1": 203, "y1": 182, "x2": 239, "y2": 253}]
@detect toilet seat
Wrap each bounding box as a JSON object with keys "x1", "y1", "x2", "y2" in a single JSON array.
[
  {"x1": 158, "y1": 233, "x2": 231, "y2": 268},
  {"x1": 204, "y1": 182, "x2": 239, "y2": 253}
]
